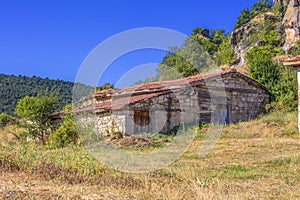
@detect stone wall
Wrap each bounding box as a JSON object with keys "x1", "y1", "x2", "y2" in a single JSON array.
[
  {"x1": 93, "y1": 72, "x2": 270, "y2": 135},
  {"x1": 222, "y1": 73, "x2": 270, "y2": 123},
  {"x1": 94, "y1": 112, "x2": 125, "y2": 137}
]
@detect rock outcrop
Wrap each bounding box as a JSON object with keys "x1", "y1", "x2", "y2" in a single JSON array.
[
  {"x1": 282, "y1": 0, "x2": 300, "y2": 53},
  {"x1": 226, "y1": 0, "x2": 300, "y2": 67},
  {"x1": 230, "y1": 12, "x2": 280, "y2": 67},
  {"x1": 274, "y1": 0, "x2": 290, "y2": 7}
]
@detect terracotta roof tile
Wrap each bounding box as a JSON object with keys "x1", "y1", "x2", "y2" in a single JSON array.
[
  {"x1": 90, "y1": 69, "x2": 238, "y2": 112},
  {"x1": 52, "y1": 68, "x2": 254, "y2": 117},
  {"x1": 114, "y1": 69, "x2": 237, "y2": 94},
  {"x1": 95, "y1": 91, "x2": 169, "y2": 111}
]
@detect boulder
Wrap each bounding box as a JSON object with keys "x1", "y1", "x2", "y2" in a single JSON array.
[{"x1": 282, "y1": 0, "x2": 300, "y2": 53}]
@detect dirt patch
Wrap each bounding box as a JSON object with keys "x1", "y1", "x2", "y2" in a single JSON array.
[{"x1": 111, "y1": 135, "x2": 170, "y2": 148}]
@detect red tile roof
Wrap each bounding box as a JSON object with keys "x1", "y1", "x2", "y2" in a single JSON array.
[
  {"x1": 51, "y1": 68, "x2": 269, "y2": 117},
  {"x1": 95, "y1": 89, "x2": 115, "y2": 97},
  {"x1": 95, "y1": 91, "x2": 169, "y2": 111},
  {"x1": 111, "y1": 68, "x2": 237, "y2": 94},
  {"x1": 81, "y1": 68, "x2": 239, "y2": 112}
]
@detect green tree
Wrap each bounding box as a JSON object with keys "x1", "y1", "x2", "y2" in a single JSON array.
[
  {"x1": 158, "y1": 54, "x2": 193, "y2": 80},
  {"x1": 234, "y1": 0, "x2": 273, "y2": 30},
  {"x1": 192, "y1": 28, "x2": 210, "y2": 38},
  {"x1": 272, "y1": 1, "x2": 285, "y2": 19},
  {"x1": 252, "y1": 0, "x2": 272, "y2": 13},
  {"x1": 212, "y1": 29, "x2": 226, "y2": 46},
  {"x1": 247, "y1": 46, "x2": 297, "y2": 112},
  {"x1": 234, "y1": 8, "x2": 252, "y2": 30},
  {"x1": 96, "y1": 83, "x2": 114, "y2": 91},
  {"x1": 215, "y1": 37, "x2": 236, "y2": 65},
  {"x1": 15, "y1": 94, "x2": 58, "y2": 144},
  {"x1": 157, "y1": 37, "x2": 215, "y2": 80},
  {"x1": 263, "y1": 30, "x2": 281, "y2": 46},
  {"x1": 195, "y1": 37, "x2": 218, "y2": 56},
  {"x1": 275, "y1": 65, "x2": 297, "y2": 112},
  {"x1": 247, "y1": 46, "x2": 279, "y2": 94},
  {"x1": 191, "y1": 28, "x2": 226, "y2": 56}
]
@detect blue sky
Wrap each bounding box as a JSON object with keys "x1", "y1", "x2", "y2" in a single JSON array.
[{"x1": 0, "y1": 0, "x2": 259, "y2": 87}]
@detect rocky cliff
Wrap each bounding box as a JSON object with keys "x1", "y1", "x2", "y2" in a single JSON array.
[
  {"x1": 230, "y1": 0, "x2": 300, "y2": 67},
  {"x1": 230, "y1": 12, "x2": 282, "y2": 67},
  {"x1": 282, "y1": 0, "x2": 300, "y2": 53},
  {"x1": 274, "y1": 0, "x2": 290, "y2": 7}
]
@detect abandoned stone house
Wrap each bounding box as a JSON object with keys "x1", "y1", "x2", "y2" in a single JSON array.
[{"x1": 60, "y1": 68, "x2": 270, "y2": 136}]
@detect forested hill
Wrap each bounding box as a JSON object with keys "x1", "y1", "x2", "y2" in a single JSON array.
[{"x1": 0, "y1": 74, "x2": 74, "y2": 115}]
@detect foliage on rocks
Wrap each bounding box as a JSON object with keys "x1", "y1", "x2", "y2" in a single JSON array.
[
  {"x1": 234, "y1": 0, "x2": 273, "y2": 30},
  {"x1": 291, "y1": 40, "x2": 300, "y2": 56},
  {"x1": 215, "y1": 37, "x2": 236, "y2": 66},
  {"x1": 157, "y1": 29, "x2": 229, "y2": 80}
]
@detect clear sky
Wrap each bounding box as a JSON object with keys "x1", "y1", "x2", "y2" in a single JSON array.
[{"x1": 0, "y1": 0, "x2": 259, "y2": 87}]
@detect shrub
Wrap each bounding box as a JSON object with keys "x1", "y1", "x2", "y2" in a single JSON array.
[
  {"x1": 291, "y1": 40, "x2": 300, "y2": 56},
  {"x1": 47, "y1": 116, "x2": 79, "y2": 149},
  {"x1": 247, "y1": 46, "x2": 297, "y2": 112},
  {"x1": 263, "y1": 31, "x2": 282, "y2": 47},
  {"x1": 0, "y1": 113, "x2": 16, "y2": 129},
  {"x1": 247, "y1": 46, "x2": 280, "y2": 94}
]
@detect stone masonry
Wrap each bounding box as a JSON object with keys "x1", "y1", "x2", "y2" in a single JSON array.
[{"x1": 65, "y1": 69, "x2": 270, "y2": 136}]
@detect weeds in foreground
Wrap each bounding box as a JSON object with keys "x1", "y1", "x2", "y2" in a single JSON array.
[{"x1": 1, "y1": 111, "x2": 300, "y2": 199}]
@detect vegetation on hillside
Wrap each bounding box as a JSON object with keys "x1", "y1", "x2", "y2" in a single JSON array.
[
  {"x1": 157, "y1": 29, "x2": 233, "y2": 80},
  {"x1": 0, "y1": 74, "x2": 74, "y2": 116},
  {"x1": 156, "y1": 0, "x2": 297, "y2": 112},
  {"x1": 234, "y1": 0, "x2": 274, "y2": 30},
  {"x1": 291, "y1": 40, "x2": 300, "y2": 56},
  {"x1": 154, "y1": 1, "x2": 285, "y2": 83},
  {"x1": 244, "y1": 13, "x2": 297, "y2": 112},
  {"x1": 246, "y1": 45, "x2": 297, "y2": 112}
]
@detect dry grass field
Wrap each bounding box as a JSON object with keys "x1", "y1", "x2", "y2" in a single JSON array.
[{"x1": 1, "y1": 111, "x2": 300, "y2": 199}]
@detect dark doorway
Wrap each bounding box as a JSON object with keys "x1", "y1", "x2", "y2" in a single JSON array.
[{"x1": 134, "y1": 110, "x2": 150, "y2": 127}]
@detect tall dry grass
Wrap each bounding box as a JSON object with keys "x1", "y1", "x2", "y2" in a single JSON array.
[{"x1": 1, "y1": 111, "x2": 300, "y2": 199}]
